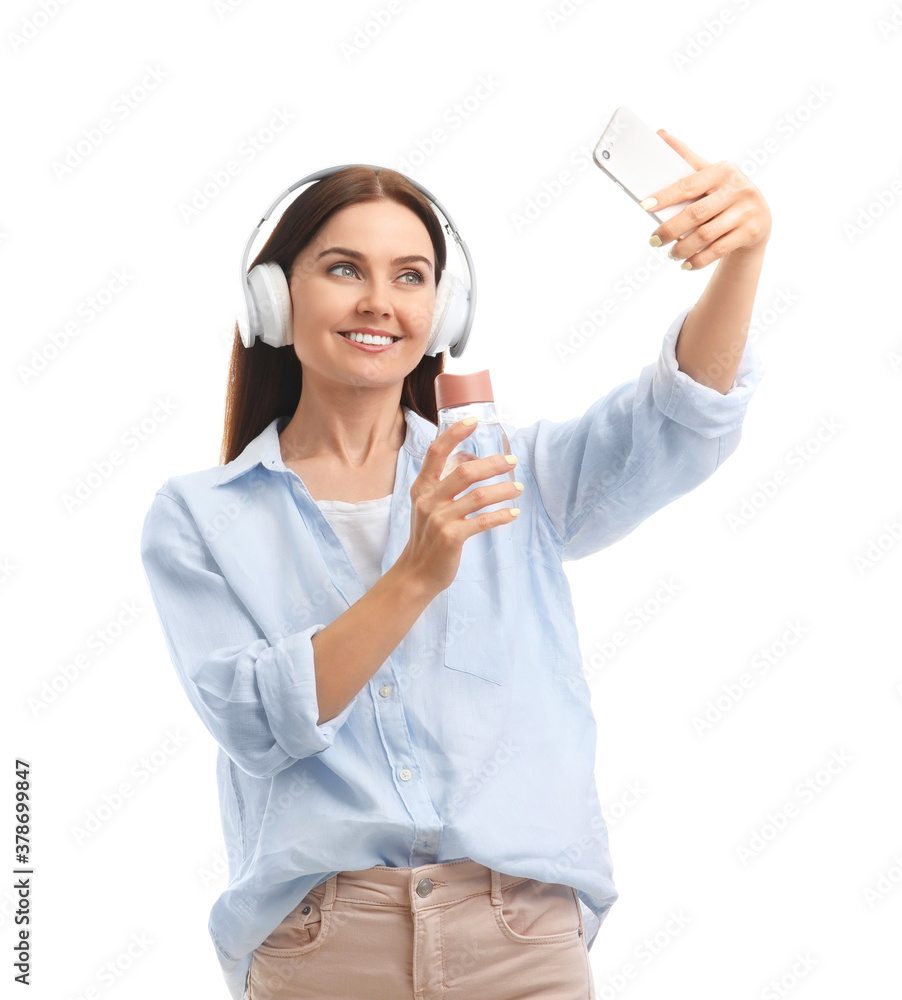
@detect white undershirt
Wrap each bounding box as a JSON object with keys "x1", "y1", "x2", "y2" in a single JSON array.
[{"x1": 314, "y1": 493, "x2": 393, "y2": 591}]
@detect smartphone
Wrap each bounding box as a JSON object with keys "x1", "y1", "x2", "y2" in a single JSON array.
[{"x1": 593, "y1": 106, "x2": 701, "y2": 234}]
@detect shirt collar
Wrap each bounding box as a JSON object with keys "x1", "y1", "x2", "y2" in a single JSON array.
[{"x1": 213, "y1": 406, "x2": 436, "y2": 487}]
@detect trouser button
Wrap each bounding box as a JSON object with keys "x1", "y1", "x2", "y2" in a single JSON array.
[{"x1": 416, "y1": 878, "x2": 434, "y2": 897}]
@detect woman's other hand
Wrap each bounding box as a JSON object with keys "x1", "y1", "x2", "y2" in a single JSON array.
[{"x1": 396, "y1": 420, "x2": 524, "y2": 596}]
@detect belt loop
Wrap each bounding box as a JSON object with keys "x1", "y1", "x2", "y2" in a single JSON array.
[
  {"x1": 572, "y1": 887, "x2": 584, "y2": 937},
  {"x1": 490, "y1": 869, "x2": 503, "y2": 907},
  {"x1": 320, "y1": 874, "x2": 338, "y2": 912}
]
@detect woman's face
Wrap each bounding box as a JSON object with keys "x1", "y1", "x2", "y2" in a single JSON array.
[{"x1": 287, "y1": 199, "x2": 438, "y2": 390}]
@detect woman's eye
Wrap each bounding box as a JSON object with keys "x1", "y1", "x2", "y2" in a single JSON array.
[{"x1": 327, "y1": 263, "x2": 426, "y2": 284}]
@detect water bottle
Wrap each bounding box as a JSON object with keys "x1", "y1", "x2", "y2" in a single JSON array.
[{"x1": 434, "y1": 369, "x2": 518, "y2": 521}]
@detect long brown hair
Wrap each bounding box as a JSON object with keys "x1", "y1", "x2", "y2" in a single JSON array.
[{"x1": 219, "y1": 166, "x2": 449, "y2": 466}]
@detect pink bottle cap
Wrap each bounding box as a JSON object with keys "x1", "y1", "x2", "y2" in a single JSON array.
[{"x1": 434, "y1": 370, "x2": 494, "y2": 410}]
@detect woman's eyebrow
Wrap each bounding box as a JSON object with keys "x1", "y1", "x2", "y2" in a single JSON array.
[{"x1": 315, "y1": 246, "x2": 433, "y2": 273}]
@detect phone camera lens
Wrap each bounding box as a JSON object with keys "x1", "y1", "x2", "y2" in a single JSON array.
[{"x1": 601, "y1": 149, "x2": 610, "y2": 159}]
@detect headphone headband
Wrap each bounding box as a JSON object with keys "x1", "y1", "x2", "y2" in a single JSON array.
[{"x1": 237, "y1": 164, "x2": 476, "y2": 358}]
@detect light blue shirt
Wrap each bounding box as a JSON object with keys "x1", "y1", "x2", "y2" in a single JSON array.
[{"x1": 139, "y1": 305, "x2": 764, "y2": 999}]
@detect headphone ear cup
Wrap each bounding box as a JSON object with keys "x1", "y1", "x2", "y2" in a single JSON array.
[
  {"x1": 424, "y1": 271, "x2": 469, "y2": 357},
  {"x1": 247, "y1": 262, "x2": 292, "y2": 347}
]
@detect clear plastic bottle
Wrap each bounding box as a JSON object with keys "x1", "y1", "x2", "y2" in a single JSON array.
[{"x1": 434, "y1": 369, "x2": 518, "y2": 521}]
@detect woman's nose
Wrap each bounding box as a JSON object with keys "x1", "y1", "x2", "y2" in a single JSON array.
[{"x1": 356, "y1": 284, "x2": 392, "y2": 317}]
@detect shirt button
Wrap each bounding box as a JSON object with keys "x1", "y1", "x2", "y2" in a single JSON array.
[
  {"x1": 379, "y1": 685, "x2": 392, "y2": 697},
  {"x1": 399, "y1": 768, "x2": 412, "y2": 781},
  {"x1": 416, "y1": 878, "x2": 434, "y2": 897}
]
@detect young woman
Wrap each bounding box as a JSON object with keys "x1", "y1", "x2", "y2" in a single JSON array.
[{"x1": 141, "y1": 143, "x2": 770, "y2": 1000}]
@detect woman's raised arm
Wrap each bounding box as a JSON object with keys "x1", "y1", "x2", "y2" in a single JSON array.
[
  {"x1": 511, "y1": 305, "x2": 765, "y2": 562},
  {"x1": 641, "y1": 129, "x2": 772, "y2": 393}
]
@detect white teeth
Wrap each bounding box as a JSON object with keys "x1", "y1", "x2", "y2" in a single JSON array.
[{"x1": 344, "y1": 332, "x2": 395, "y2": 345}]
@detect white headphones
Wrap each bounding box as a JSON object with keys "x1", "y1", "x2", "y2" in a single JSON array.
[{"x1": 237, "y1": 164, "x2": 476, "y2": 359}]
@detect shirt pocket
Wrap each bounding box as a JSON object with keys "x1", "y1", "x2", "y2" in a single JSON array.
[{"x1": 443, "y1": 534, "x2": 527, "y2": 686}]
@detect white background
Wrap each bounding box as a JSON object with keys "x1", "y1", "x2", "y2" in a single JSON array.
[{"x1": 4, "y1": 0, "x2": 902, "y2": 997}]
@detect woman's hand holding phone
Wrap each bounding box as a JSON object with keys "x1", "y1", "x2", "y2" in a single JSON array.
[
  {"x1": 593, "y1": 107, "x2": 771, "y2": 272},
  {"x1": 641, "y1": 129, "x2": 772, "y2": 271}
]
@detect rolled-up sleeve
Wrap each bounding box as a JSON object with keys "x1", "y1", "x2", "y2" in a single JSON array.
[
  {"x1": 139, "y1": 490, "x2": 356, "y2": 778},
  {"x1": 515, "y1": 306, "x2": 765, "y2": 561}
]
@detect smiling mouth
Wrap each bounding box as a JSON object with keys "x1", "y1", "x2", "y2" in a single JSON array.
[{"x1": 338, "y1": 331, "x2": 401, "y2": 344}]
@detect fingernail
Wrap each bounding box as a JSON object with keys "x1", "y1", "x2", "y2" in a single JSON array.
[
  {"x1": 649, "y1": 234, "x2": 662, "y2": 247},
  {"x1": 509, "y1": 508, "x2": 521, "y2": 517},
  {"x1": 681, "y1": 260, "x2": 692, "y2": 270},
  {"x1": 462, "y1": 416, "x2": 478, "y2": 425},
  {"x1": 504, "y1": 455, "x2": 518, "y2": 465},
  {"x1": 639, "y1": 197, "x2": 657, "y2": 211},
  {"x1": 514, "y1": 481, "x2": 524, "y2": 492}
]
